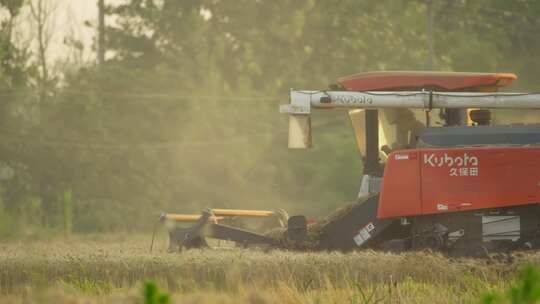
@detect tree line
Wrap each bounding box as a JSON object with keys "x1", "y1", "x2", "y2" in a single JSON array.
[{"x1": 0, "y1": 0, "x2": 539, "y2": 236}]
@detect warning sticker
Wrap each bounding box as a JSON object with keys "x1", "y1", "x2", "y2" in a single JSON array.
[
  {"x1": 437, "y1": 203, "x2": 448, "y2": 211},
  {"x1": 353, "y1": 222, "x2": 375, "y2": 246}
]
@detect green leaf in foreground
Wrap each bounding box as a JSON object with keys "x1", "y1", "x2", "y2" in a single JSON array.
[
  {"x1": 143, "y1": 281, "x2": 170, "y2": 304},
  {"x1": 482, "y1": 265, "x2": 540, "y2": 304}
]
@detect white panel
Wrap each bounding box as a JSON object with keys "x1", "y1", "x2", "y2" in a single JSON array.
[
  {"x1": 289, "y1": 90, "x2": 540, "y2": 110},
  {"x1": 288, "y1": 115, "x2": 311, "y2": 149},
  {"x1": 348, "y1": 109, "x2": 366, "y2": 157},
  {"x1": 482, "y1": 216, "x2": 520, "y2": 242}
]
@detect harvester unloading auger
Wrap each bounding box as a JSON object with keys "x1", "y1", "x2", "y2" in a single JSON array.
[{"x1": 159, "y1": 71, "x2": 540, "y2": 256}]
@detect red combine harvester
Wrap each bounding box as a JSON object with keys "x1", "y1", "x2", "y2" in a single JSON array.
[{"x1": 161, "y1": 71, "x2": 540, "y2": 256}]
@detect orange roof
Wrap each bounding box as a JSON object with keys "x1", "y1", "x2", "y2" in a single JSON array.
[{"x1": 337, "y1": 71, "x2": 517, "y2": 92}]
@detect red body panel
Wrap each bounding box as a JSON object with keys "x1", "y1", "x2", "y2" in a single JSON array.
[
  {"x1": 378, "y1": 151, "x2": 422, "y2": 218},
  {"x1": 378, "y1": 147, "x2": 540, "y2": 219},
  {"x1": 337, "y1": 71, "x2": 517, "y2": 92}
]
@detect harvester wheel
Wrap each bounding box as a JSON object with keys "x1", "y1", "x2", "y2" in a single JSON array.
[
  {"x1": 184, "y1": 236, "x2": 208, "y2": 249},
  {"x1": 412, "y1": 223, "x2": 448, "y2": 251},
  {"x1": 413, "y1": 234, "x2": 444, "y2": 251}
]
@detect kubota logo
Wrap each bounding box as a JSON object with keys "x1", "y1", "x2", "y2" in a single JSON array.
[{"x1": 423, "y1": 153, "x2": 479, "y2": 167}]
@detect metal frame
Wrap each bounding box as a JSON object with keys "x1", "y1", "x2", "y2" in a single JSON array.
[
  {"x1": 161, "y1": 208, "x2": 286, "y2": 251},
  {"x1": 280, "y1": 91, "x2": 540, "y2": 115}
]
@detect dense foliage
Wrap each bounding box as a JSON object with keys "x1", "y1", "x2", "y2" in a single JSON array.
[{"x1": 0, "y1": 0, "x2": 539, "y2": 235}]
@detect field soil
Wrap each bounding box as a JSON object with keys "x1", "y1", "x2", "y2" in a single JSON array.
[{"x1": 0, "y1": 234, "x2": 537, "y2": 303}]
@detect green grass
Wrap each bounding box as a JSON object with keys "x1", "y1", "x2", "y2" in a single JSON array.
[{"x1": 0, "y1": 234, "x2": 538, "y2": 303}]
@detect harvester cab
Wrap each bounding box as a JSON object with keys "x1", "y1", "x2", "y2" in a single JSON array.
[{"x1": 281, "y1": 72, "x2": 520, "y2": 197}]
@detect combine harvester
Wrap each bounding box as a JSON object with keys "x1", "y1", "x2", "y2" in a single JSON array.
[{"x1": 160, "y1": 71, "x2": 540, "y2": 256}]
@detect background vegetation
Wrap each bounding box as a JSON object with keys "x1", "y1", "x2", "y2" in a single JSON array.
[{"x1": 1, "y1": 0, "x2": 540, "y2": 236}]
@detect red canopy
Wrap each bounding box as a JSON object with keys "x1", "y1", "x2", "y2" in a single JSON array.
[{"x1": 337, "y1": 71, "x2": 517, "y2": 92}]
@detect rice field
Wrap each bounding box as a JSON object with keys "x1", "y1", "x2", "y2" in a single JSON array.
[{"x1": 0, "y1": 234, "x2": 536, "y2": 303}]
